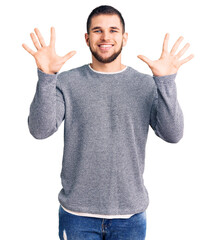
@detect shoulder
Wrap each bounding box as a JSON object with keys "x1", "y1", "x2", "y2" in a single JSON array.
[
  {"x1": 58, "y1": 65, "x2": 87, "y2": 79},
  {"x1": 56, "y1": 65, "x2": 88, "y2": 87},
  {"x1": 127, "y1": 66, "x2": 156, "y2": 87}
]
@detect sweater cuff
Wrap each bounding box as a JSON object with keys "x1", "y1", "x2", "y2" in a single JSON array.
[
  {"x1": 153, "y1": 73, "x2": 177, "y2": 85},
  {"x1": 37, "y1": 68, "x2": 58, "y2": 84}
]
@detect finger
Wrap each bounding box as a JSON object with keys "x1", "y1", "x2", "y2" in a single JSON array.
[
  {"x1": 62, "y1": 51, "x2": 76, "y2": 63},
  {"x1": 137, "y1": 55, "x2": 153, "y2": 67},
  {"x1": 170, "y1": 36, "x2": 184, "y2": 55},
  {"x1": 30, "y1": 32, "x2": 41, "y2": 50},
  {"x1": 176, "y1": 43, "x2": 190, "y2": 59},
  {"x1": 34, "y1": 28, "x2": 46, "y2": 47},
  {"x1": 22, "y1": 43, "x2": 35, "y2": 56},
  {"x1": 162, "y1": 33, "x2": 169, "y2": 55},
  {"x1": 49, "y1": 26, "x2": 56, "y2": 47},
  {"x1": 179, "y1": 54, "x2": 194, "y2": 66}
]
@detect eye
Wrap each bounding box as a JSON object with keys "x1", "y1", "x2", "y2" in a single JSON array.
[
  {"x1": 94, "y1": 30, "x2": 102, "y2": 33},
  {"x1": 111, "y1": 30, "x2": 117, "y2": 33}
]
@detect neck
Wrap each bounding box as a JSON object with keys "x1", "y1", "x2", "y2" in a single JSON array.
[{"x1": 90, "y1": 56, "x2": 125, "y2": 73}]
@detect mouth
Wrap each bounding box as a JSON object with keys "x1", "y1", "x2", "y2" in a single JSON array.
[{"x1": 98, "y1": 44, "x2": 114, "y2": 51}]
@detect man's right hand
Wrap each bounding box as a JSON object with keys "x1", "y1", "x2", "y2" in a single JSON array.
[{"x1": 22, "y1": 27, "x2": 76, "y2": 74}]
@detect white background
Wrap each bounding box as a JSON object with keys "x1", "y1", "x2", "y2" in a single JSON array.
[{"x1": 1, "y1": 0, "x2": 216, "y2": 239}]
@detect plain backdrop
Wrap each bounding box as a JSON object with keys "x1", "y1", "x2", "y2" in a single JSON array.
[{"x1": 1, "y1": 0, "x2": 216, "y2": 239}]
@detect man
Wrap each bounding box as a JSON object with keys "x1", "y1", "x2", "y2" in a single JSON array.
[{"x1": 22, "y1": 5, "x2": 193, "y2": 240}]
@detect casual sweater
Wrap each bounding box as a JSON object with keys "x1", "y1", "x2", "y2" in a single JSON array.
[{"x1": 28, "y1": 64, "x2": 184, "y2": 219}]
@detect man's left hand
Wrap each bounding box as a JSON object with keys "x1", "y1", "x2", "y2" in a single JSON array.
[{"x1": 138, "y1": 33, "x2": 194, "y2": 77}]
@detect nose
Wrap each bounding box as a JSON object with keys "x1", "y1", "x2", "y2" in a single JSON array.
[{"x1": 100, "y1": 30, "x2": 111, "y2": 41}]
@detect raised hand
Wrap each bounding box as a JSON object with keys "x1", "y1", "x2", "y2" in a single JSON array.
[
  {"x1": 22, "y1": 27, "x2": 76, "y2": 74},
  {"x1": 137, "y1": 33, "x2": 194, "y2": 77}
]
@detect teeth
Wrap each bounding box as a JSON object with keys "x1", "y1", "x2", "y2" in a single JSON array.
[{"x1": 100, "y1": 45, "x2": 112, "y2": 48}]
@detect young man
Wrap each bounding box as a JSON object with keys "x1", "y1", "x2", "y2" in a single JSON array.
[{"x1": 22, "y1": 5, "x2": 193, "y2": 240}]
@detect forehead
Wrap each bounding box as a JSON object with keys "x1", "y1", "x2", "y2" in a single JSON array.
[{"x1": 90, "y1": 14, "x2": 122, "y2": 29}]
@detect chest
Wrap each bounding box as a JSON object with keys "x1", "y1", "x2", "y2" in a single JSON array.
[{"x1": 63, "y1": 79, "x2": 154, "y2": 123}]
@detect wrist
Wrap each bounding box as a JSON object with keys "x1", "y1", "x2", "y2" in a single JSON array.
[
  {"x1": 152, "y1": 70, "x2": 177, "y2": 77},
  {"x1": 153, "y1": 73, "x2": 177, "y2": 84},
  {"x1": 38, "y1": 67, "x2": 57, "y2": 75}
]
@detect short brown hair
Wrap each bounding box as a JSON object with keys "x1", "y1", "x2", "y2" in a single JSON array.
[{"x1": 86, "y1": 5, "x2": 125, "y2": 34}]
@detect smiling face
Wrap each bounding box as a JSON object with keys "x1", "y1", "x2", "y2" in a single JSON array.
[{"x1": 85, "y1": 14, "x2": 128, "y2": 64}]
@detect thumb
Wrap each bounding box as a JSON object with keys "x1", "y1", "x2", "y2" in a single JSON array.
[
  {"x1": 137, "y1": 55, "x2": 153, "y2": 67},
  {"x1": 62, "y1": 51, "x2": 76, "y2": 63}
]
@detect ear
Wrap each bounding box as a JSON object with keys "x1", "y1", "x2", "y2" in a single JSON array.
[
  {"x1": 85, "y1": 33, "x2": 90, "y2": 47},
  {"x1": 123, "y1": 32, "x2": 128, "y2": 47}
]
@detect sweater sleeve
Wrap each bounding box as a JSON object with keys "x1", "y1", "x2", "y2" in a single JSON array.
[
  {"x1": 27, "y1": 68, "x2": 65, "y2": 139},
  {"x1": 149, "y1": 73, "x2": 184, "y2": 143}
]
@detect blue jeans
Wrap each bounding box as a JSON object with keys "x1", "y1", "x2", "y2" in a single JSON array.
[{"x1": 59, "y1": 205, "x2": 147, "y2": 240}]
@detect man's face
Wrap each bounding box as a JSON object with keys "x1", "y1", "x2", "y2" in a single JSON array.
[{"x1": 85, "y1": 14, "x2": 128, "y2": 63}]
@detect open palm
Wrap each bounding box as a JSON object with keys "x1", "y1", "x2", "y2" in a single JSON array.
[
  {"x1": 22, "y1": 27, "x2": 76, "y2": 74},
  {"x1": 138, "y1": 33, "x2": 194, "y2": 76}
]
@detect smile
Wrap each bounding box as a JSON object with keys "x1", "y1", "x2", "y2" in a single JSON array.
[{"x1": 98, "y1": 44, "x2": 114, "y2": 50}]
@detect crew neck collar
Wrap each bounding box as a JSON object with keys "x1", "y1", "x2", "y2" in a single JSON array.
[{"x1": 88, "y1": 64, "x2": 128, "y2": 75}]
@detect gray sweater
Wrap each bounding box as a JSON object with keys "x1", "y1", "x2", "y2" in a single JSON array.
[{"x1": 28, "y1": 64, "x2": 183, "y2": 215}]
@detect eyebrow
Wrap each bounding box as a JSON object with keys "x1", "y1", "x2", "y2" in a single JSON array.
[{"x1": 91, "y1": 26, "x2": 120, "y2": 31}]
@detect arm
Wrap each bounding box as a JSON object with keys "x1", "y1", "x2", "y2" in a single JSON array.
[
  {"x1": 138, "y1": 33, "x2": 194, "y2": 143},
  {"x1": 28, "y1": 69, "x2": 65, "y2": 139},
  {"x1": 150, "y1": 73, "x2": 184, "y2": 143},
  {"x1": 22, "y1": 27, "x2": 76, "y2": 139}
]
